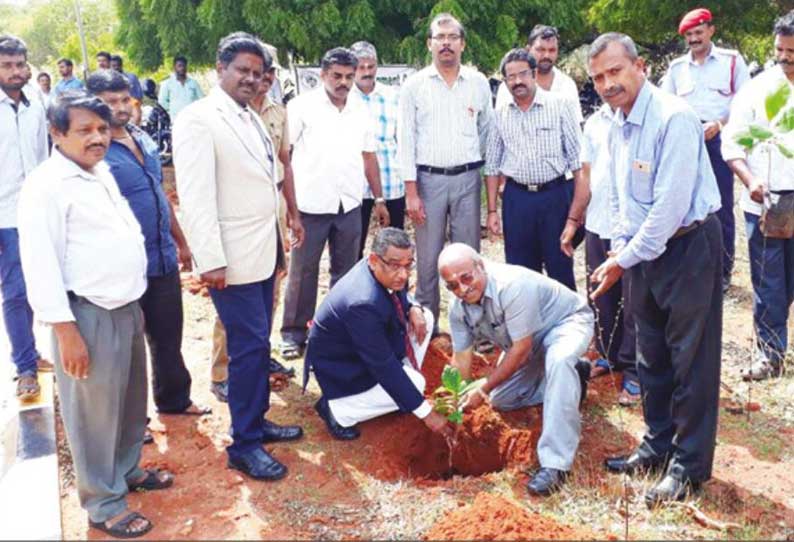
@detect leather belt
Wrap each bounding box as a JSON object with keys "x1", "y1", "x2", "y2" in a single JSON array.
[
  {"x1": 416, "y1": 161, "x2": 484, "y2": 176},
  {"x1": 672, "y1": 213, "x2": 714, "y2": 239},
  {"x1": 506, "y1": 175, "x2": 567, "y2": 193}
]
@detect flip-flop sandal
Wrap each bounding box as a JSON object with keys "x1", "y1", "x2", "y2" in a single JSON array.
[
  {"x1": 128, "y1": 468, "x2": 174, "y2": 491},
  {"x1": 16, "y1": 375, "x2": 40, "y2": 401},
  {"x1": 159, "y1": 403, "x2": 212, "y2": 416},
  {"x1": 590, "y1": 358, "x2": 612, "y2": 378},
  {"x1": 89, "y1": 511, "x2": 153, "y2": 539},
  {"x1": 618, "y1": 379, "x2": 641, "y2": 407}
]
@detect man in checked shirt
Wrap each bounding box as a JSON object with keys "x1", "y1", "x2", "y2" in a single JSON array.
[{"x1": 485, "y1": 48, "x2": 585, "y2": 291}]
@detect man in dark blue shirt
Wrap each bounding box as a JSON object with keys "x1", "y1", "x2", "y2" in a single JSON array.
[
  {"x1": 87, "y1": 70, "x2": 208, "y2": 417},
  {"x1": 305, "y1": 227, "x2": 454, "y2": 440}
]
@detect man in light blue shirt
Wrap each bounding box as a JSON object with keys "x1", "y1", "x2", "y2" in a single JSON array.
[
  {"x1": 158, "y1": 55, "x2": 204, "y2": 120},
  {"x1": 661, "y1": 8, "x2": 750, "y2": 291},
  {"x1": 588, "y1": 33, "x2": 723, "y2": 508},
  {"x1": 53, "y1": 58, "x2": 83, "y2": 96}
]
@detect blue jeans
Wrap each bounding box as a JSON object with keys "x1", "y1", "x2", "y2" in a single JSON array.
[
  {"x1": 0, "y1": 228, "x2": 40, "y2": 376},
  {"x1": 745, "y1": 213, "x2": 794, "y2": 364},
  {"x1": 209, "y1": 276, "x2": 274, "y2": 457}
]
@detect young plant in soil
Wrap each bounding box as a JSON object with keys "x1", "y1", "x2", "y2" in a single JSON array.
[
  {"x1": 432, "y1": 365, "x2": 486, "y2": 474},
  {"x1": 432, "y1": 365, "x2": 485, "y2": 425}
]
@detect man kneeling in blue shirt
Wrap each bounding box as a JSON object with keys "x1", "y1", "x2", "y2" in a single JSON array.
[{"x1": 304, "y1": 228, "x2": 455, "y2": 441}]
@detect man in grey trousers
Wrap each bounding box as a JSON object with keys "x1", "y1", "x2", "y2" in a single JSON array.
[
  {"x1": 398, "y1": 12, "x2": 493, "y2": 331},
  {"x1": 17, "y1": 91, "x2": 173, "y2": 539},
  {"x1": 439, "y1": 244, "x2": 593, "y2": 496}
]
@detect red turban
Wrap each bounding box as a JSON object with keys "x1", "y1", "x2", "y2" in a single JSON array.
[{"x1": 678, "y1": 8, "x2": 713, "y2": 35}]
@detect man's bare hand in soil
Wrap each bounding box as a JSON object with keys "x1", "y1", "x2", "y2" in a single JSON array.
[
  {"x1": 423, "y1": 410, "x2": 455, "y2": 438},
  {"x1": 54, "y1": 322, "x2": 90, "y2": 379}
]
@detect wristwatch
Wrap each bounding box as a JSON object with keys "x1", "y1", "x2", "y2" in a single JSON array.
[{"x1": 374, "y1": 197, "x2": 386, "y2": 206}]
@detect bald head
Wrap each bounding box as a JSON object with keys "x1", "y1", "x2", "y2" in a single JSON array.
[
  {"x1": 438, "y1": 243, "x2": 481, "y2": 273},
  {"x1": 438, "y1": 244, "x2": 487, "y2": 304}
]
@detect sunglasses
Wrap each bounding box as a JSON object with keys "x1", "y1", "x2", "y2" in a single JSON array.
[{"x1": 444, "y1": 271, "x2": 475, "y2": 292}]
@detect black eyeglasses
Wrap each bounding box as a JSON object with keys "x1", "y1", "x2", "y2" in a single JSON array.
[{"x1": 377, "y1": 254, "x2": 415, "y2": 273}]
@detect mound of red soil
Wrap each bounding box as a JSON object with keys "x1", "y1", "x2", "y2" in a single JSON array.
[
  {"x1": 424, "y1": 492, "x2": 593, "y2": 540},
  {"x1": 357, "y1": 342, "x2": 540, "y2": 480}
]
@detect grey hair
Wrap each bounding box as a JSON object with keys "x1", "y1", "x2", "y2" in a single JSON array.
[
  {"x1": 437, "y1": 243, "x2": 483, "y2": 271},
  {"x1": 350, "y1": 41, "x2": 377, "y2": 61},
  {"x1": 371, "y1": 227, "x2": 413, "y2": 256},
  {"x1": 588, "y1": 32, "x2": 639, "y2": 62},
  {"x1": 427, "y1": 12, "x2": 466, "y2": 39}
]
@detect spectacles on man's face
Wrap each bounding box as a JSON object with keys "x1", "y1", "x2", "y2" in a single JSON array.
[
  {"x1": 377, "y1": 254, "x2": 415, "y2": 273},
  {"x1": 505, "y1": 68, "x2": 533, "y2": 83},
  {"x1": 431, "y1": 34, "x2": 462, "y2": 43},
  {"x1": 444, "y1": 270, "x2": 476, "y2": 292}
]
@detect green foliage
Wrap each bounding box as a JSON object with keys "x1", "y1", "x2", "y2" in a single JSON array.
[
  {"x1": 765, "y1": 82, "x2": 791, "y2": 122},
  {"x1": 735, "y1": 81, "x2": 794, "y2": 161},
  {"x1": 432, "y1": 365, "x2": 484, "y2": 425}
]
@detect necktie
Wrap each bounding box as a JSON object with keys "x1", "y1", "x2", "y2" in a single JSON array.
[{"x1": 390, "y1": 292, "x2": 418, "y2": 370}]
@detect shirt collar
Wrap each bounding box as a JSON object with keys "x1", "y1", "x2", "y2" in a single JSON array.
[
  {"x1": 50, "y1": 147, "x2": 110, "y2": 183},
  {"x1": 352, "y1": 81, "x2": 383, "y2": 100},
  {"x1": 508, "y1": 86, "x2": 547, "y2": 110},
  {"x1": 687, "y1": 44, "x2": 717, "y2": 64},
  {"x1": 0, "y1": 87, "x2": 31, "y2": 107},
  {"x1": 428, "y1": 63, "x2": 467, "y2": 81},
  {"x1": 619, "y1": 80, "x2": 653, "y2": 127},
  {"x1": 212, "y1": 85, "x2": 254, "y2": 118}
]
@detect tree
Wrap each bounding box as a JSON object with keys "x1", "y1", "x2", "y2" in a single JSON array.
[{"x1": 115, "y1": 0, "x2": 593, "y2": 73}]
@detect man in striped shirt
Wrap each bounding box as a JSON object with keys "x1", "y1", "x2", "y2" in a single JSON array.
[
  {"x1": 485, "y1": 48, "x2": 584, "y2": 291},
  {"x1": 349, "y1": 41, "x2": 404, "y2": 258},
  {"x1": 398, "y1": 12, "x2": 493, "y2": 330}
]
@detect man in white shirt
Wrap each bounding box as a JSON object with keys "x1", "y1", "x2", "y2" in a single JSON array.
[
  {"x1": 398, "y1": 12, "x2": 493, "y2": 330},
  {"x1": 17, "y1": 91, "x2": 171, "y2": 538},
  {"x1": 722, "y1": 11, "x2": 794, "y2": 381},
  {"x1": 0, "y1": 35, "x2": 51, "y2": 401},
  {"x1": 495, "y1": 25, "x2": 583, "y2": 123},
  {"x1": 279, "y1": 47, "x2": 389, "y2": 358}
]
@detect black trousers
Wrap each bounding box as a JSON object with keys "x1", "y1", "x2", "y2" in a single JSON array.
[
  {"x1": 584, "y1": 231, "x2": 638, "y2": 382},
  {"x1": 359, "y1": 196, "x2": 406, "y2": 259},
  {"x1": 630, "y1": 215, "x2": 723, "y2": 482},
  {"x1": 139, "y1": 270, "x2": 192, "y2": 412}
]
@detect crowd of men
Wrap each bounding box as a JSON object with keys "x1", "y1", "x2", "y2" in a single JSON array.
[{"x1": 1, "y1": 5, "x2": 793, "y2": 538}]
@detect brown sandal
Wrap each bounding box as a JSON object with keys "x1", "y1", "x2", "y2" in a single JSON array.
[{"x1": 15, "y1": 375, "x2": 40, "y2": 401}]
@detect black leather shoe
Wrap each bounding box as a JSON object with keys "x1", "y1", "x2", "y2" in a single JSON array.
[
  {"x1": 526, "y1": 468, "x2": 568, "y2": 496},
  {"x1": 227, "y1": 447, "x2": 287, "y2": 481},
  {"x1": 269, "y1": 358, "x2": 296, "y2": 378},
  {"x1": 210, "y1": 380, "x2": 228, "y2": 403},
  {"x1": 575, "y1": 359, "x2": 591, "y2": 406},
  {"x1": 644, "y1": 474, "x2": 700, "y2": 508},
  {"x1": 604, "y1": 452, "x2": 668, "y2": 475},
  {"x1": 314, "y1": 397, "x2": 360, "y2": 440},
  {"x1": 262, "y1": 419, "x2": 303, "y2": 443}
]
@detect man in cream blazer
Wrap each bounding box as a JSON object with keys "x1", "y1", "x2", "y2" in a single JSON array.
[{"x1": 173, "y1": 32, "x2": 303, "y2": 481}]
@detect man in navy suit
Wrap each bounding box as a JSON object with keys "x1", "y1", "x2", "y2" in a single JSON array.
[{"x1": 305, "y1": 228, "x2": 455, "y2": 440}]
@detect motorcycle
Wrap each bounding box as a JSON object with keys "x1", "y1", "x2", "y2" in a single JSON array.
[{"x1": 140, "y1": 78, "x2": 173, "y2": 166}]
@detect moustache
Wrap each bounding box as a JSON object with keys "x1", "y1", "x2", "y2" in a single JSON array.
[
  {"x1": 688, "y1": 41, "x2": 702, "y2": 46},
  {"x1": 87, "y1": 143, "x2": 106, "y2": 151},
  {"x1": 778, "y1": 59, "x2": 794, "y2": 66},
  {"x1": 335, "y1": 86, "x2": 350, "y2": 92},
  {"x1": 511, "y1": 84, "x2": 528, "y2": 92},
  {"x1": 603, "y1": 85, "x2": 624, "y2": 98},
  {"x1": 361, "y1": 75, "x2": 374, "y2": 80},
  {"x1": 441, "y1": 47, "x2": 453, "y2": 54}
]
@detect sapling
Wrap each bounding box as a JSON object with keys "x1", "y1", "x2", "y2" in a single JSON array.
[{"x1": 432, "y1": 365, "x2": 486, "y2": 425}]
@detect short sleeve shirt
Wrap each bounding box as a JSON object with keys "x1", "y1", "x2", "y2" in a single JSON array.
[{"x1": 449, "y1": 262, "x2": 590, "y2": 352}]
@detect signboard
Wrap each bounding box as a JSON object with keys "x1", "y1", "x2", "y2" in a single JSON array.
[{"x1": 294, "y1": 64, "x2": 417, "y2": 95}]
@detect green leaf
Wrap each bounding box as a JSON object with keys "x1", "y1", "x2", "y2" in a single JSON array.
[
  {"x1": 460, "y1": 378, "x2": 487, "y2": 396},
  {"x1": 736, "y1": 136, "x2": 756, "y2": 149},
  {"x1": 776, "y1": 107, "x2": 794, "y2": 133},
  {"x1": 448, "y1": 410, "x2": 463, "y2": 425},
  {"x1": 441, "y1": 366, "x2": 463, "y2": 393},
  {"x1": 777, "y1": 142, "x2": 794, "y2": 159},
  {"x1": 766, "y1": 82, "x2": 791, "y2": 122},
  {"x1": 749, "y1": 125, "x2": 774, "y2": 141}
]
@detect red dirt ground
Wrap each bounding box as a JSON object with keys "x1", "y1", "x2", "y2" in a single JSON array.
[{"x1": 424, "y1": 492, "x2": 595, "y2": 540}]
